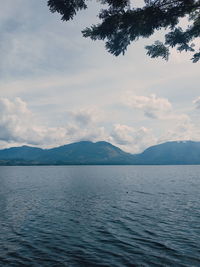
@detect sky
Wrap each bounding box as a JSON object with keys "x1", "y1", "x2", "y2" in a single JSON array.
[{"x1": 0, "y1": 0, "x2": 200, "y2": 153}]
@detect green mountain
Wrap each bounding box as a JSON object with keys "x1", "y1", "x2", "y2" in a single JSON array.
[
  {"x1": 0, "y1": 140, "x2": 200, "y2": 165},
  {"x1": 0, "y1": 141, "x2": 133, "y2": 165},
  {"x1": 137, "y1": 141, "x2": 200, "y2": 165}
]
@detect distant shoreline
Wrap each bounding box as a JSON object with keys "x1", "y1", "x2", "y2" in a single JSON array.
[{"x1": 1, "y1": 163, "x2": 200, "y2": 166}]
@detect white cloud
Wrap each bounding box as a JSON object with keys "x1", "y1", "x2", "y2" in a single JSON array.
[
  {"x1": 122, "y1": 92, "x2": 192, "y2": 124},
  {"x1": 158, "y1": 118, "x2": 200, "y2": 144},
  {"x1": 0, "y1": 97, "x2": 197, "y2": 153},
  {"x1": 123, "y1": 93, "x2": 172, "y2": 119},
  {"x1": 110, "y1": 124, "x2": 157, "y2": 153},
  {"x1": 1, "y1": 97, "x2": 200, "y2": 154},
  {"x1": 0, "y1": 97, "x2": 40, "y2": 144},
  {"x1": 0, "y1": 97, "x2": 157, "y2": 153},
  {"x1": 0, "y1": 97, "x2": 108, "y2": 148}
]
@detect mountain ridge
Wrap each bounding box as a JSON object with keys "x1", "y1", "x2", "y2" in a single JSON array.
[{"x1": 0, "y1": 140, "x2": 200, "y2": 165}]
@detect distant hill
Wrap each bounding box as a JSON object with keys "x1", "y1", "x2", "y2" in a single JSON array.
[
  {"x1": 0, "y1": 141, "x2": 133, "y2": 165},
  {"x1": 136, "y1": 141, "x2": 200, "y2": 165},
  {"x1": 0, "y1": 140, "x2": 200, "y2": 165}
]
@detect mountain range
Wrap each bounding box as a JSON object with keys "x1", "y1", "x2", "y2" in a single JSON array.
[{"x1": 0, "y1": 140, "x2": 200, "y2": 165}]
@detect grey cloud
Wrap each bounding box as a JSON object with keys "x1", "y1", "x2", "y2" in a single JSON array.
[
  {"x1": 0, "y1": 0, "x2": 86, "y2": 80},
  {"x1": 193, "y1": 97, "x2": 200, "y2": 109},
  {"x1": 69, "y1": 108, "x2": 99, "y2": 126}
]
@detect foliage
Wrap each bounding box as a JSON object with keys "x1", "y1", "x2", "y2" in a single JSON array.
[{"x1": 48, "y1": 0, "x2": 200, "y2": 62}]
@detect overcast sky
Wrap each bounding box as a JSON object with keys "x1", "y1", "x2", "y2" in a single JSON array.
[{"x1": 0, "y1": 0, "x2": 200, "y2": 153}]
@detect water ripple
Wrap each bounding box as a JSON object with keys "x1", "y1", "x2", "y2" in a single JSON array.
[{"x1": 0, "y1": 165, "x2": 200, "y2": 266}]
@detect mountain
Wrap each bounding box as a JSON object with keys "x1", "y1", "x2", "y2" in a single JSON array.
[
  {"x1": 136, "y1": 141, "x2": 200, "y2": 165},
  {"x1": 0, "y1": 140, "x2": 200, "y2": 165},
  {"x1": 0, "y1": 146, "x2": 43, "y2": 160},
  {"x1": 0, "y1": 141, "x2": 133, "y2": 165}
]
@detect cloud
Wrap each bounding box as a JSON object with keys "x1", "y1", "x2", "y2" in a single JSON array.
[
  {"x1": 1, "y1": 97, "x2": 200, "y2": 154},
  {"x1": 158, "y1": 116, "x2": 200, "y2": 144},
  {"x1": 123, "y1": 93, "x2": 172, "y2": 119},
  {"x1": 0, "y1": 97, "x2": 73, "y2": 146},
  {"x1": 0, "y1": 97, "x2": 107, "y2": 148},
  {"x1": 0, "y1": 97, "x2": 157, "y2": 153},
  {"x1": 110, "y1": 124, "x2": 157, "y2": 153},
  {"x1": 193, "y1": 97, "x2": 200, "y2": 109},
  {"x1": 122, "y1": 92, "x2": 191, "y2": 123},
  {"x1": 0, "y1": 97, "x2": 40, "y2": 144},
  {"x1": 68, "y1": 108, "x2": 100, "y2": 126}
]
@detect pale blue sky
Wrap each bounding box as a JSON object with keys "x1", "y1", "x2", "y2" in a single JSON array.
[{"x1": 0, "y1": 0, "x2": 199, "y2": 153}]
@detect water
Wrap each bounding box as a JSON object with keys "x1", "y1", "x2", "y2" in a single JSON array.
[{"x1": 0, "y1": 165, "x2": 200, "y2": 266}]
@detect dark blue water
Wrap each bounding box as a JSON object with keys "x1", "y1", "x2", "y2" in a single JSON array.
[{"x1": 0, "y1": 166, "x2": 200, "y2": 266}]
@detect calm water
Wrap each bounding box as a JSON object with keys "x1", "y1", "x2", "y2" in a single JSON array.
[{"x1": 0, "y1": 166, "x2": 200, "y2": 267}]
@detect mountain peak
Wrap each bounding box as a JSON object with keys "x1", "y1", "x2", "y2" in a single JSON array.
[{"x1": 1, "y1": 140, "x2": 200, "y2": 165}]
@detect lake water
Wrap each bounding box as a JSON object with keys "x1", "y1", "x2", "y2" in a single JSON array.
[{"x1": 0, "y1": 165, "x2": 199, "y2": 266}]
